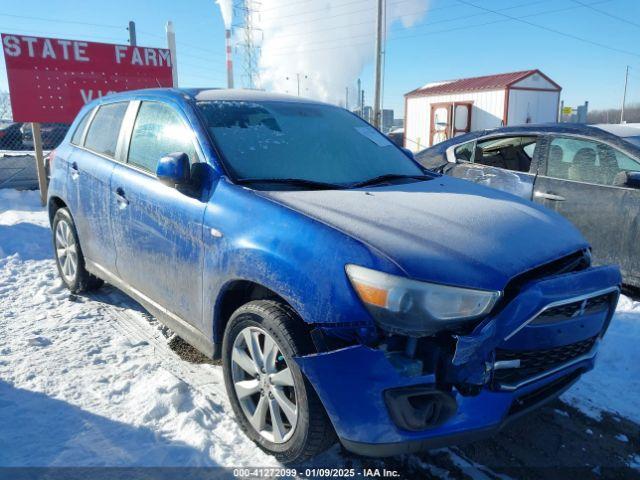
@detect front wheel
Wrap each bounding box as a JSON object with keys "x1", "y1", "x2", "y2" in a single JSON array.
[
  {"x1": 222, "y1": 300, "x2": 335, "y2": 463},
  {"x1": 52, "y1": 208, "x2": 102, "y2": 293}
]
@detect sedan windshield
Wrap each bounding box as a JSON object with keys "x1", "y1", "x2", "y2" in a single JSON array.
[{"x1": 196, "y1": 100, "x2": 425, "y2": 186}]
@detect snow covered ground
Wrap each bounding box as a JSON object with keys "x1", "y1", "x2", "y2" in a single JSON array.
[{"x1": 0, "y1": 189, "x2": 638, "y2": 475}]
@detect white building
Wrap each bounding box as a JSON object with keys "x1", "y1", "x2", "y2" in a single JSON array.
[{"x1": 404, "y1": 69, "x2": 562, "y2": 151}]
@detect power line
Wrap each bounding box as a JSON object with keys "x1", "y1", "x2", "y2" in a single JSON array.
[
  {"x1": 456, "y1": 0, "x2": 640, "y2": 57},
  {"x1": 572, "y1": 0, "x2": 640, "y2": 29},
  {"x1": 267, "y1": 0, "x2": 636, "y2": 59},
  {"x1": 0, "y1": 12, "x2": 123, "y2": 30},
  {"x1": 268, "y1": 0, "x2": 552, "y2": 52}
]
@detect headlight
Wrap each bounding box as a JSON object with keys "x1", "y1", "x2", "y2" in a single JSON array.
[{"x1": 346, "y1": 264, "x2": 500, "y2": 337}]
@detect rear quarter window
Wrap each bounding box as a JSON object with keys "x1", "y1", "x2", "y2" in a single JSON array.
[
  {"x1": 70, "y1": 108, "x2": 94, "y2": 146},
  {"x1": 84, "y1": 102, "x2": 129, "y2": 157}
]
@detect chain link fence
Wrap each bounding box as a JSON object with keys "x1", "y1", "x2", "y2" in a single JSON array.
[
  {"x1": 0, "y1": 91, "x2": 69, "y2": 153},
  {"x1": 0, "y1": 90, "x2": 68, "y2": 189}
]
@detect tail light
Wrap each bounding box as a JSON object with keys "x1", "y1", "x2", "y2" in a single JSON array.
[{"x1": 47, "y1": 149, "x2": 56, "y2": 173}]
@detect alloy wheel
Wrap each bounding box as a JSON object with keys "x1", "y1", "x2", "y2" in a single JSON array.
[
  {"x1": 231, "y1": 326, "x2": 298, "y2": 444},
  {"x1": 55, "y1": 219, "x2": 78, "y2": 283}
]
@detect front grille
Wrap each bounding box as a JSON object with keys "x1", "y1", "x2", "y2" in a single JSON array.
[
  {"x1": 531, "y1": 292, "x2": 615, "y2": 326},
  {"x1": 493, "y1": 336, "x2": 597, "y2": 386},
  {"x1": 501, "y1": 249, "x2": 592, "y2": 306}
]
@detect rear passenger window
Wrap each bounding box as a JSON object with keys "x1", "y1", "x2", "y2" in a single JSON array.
[
  {"x1": 84, "y1": 102, "x2": 128, "y2": 157},
  {"x1": 71, "y1": 108, "x2": 94, "y2": 145},
  {"x1": 128, "y1": 102, "x2": 198, "y2": 173}
]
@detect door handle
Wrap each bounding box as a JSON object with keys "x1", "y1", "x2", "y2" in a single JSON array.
[
  {"x1": 70, "y1": 161, "x2": 79, "y2": 180},
  {"x1": 114, "y1": 187, "x2": 129, "y2": 207},
  {"x1": 534, "y1": 191, "x2": 566, "y2": 202}
]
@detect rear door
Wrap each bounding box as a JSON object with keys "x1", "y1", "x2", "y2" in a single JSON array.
[
  {"x1": 110, "y1": 100, "x2": 207, "y2": 329},
  {"x1": 533, "y1": 135, "x2": 640, "y2": 285},
  {"x1": 445, "y1": 135, "x2": 541, "y2": 199},
  {"x1": 69, "y1": 101, "x2": 129, "y2": 272}
]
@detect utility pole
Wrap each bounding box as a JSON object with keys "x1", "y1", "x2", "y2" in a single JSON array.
[
  {"x1": 372, "y1": 0, "x2": 384, "y2": 129},
  {"x1": 621, "y1": 65, "x2": 630, "y2": 124},
  {"x1": 345, "y1": 86, "x2": 349, "y2": 110},
  {"x1": 127, "y1": 21, "x2": 137, "y2": 46},
  {"x1": 166, "y1": 21, "x2": 178, "y2": 87}
]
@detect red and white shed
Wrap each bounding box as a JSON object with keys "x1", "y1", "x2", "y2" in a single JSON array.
[{"x1": 404, "y1": 69, "x2": 562, "y2": 151}]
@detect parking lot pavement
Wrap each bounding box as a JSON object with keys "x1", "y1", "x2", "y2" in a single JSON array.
[{"x1": 0, "y1": 153, "x2": 39, "y2": 190}]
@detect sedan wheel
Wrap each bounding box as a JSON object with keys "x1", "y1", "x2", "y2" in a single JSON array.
[{"x1": 231, "y1": 326, "x2": 298, "y2": 444}]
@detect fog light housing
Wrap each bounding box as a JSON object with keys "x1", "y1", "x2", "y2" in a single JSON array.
[{"x1": 384, "y1": 386, "x2": 457, "y2": 431}]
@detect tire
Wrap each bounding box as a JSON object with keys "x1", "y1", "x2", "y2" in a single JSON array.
[
  {"x1": 52, "y1": 208, "x2": 103, "y2": 293},
  {"x1": 222, "y1": 300, "x2": 336, "y2": 464}
]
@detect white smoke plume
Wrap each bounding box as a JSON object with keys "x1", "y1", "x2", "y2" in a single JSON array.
[
  {"x1": 216, "y1": 0, "x2": 234, "y2": 29},
  {"x1": 255, "y1": 0, "x2": 430, "y2": 105}
]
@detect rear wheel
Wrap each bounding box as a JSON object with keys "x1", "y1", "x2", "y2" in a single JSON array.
[
  {"x1": 222, "y1": 300, "x2": 335, "y2": 463},
  {"x1": 52, "y1": 208, "x2": 103, "y2": 293}
]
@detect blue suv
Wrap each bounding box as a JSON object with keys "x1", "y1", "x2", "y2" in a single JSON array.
[{"x1": 47, "y1": 88, "x2": 621, "y2": 463}]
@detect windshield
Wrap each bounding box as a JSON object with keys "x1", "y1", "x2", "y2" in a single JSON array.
[{"x1": 196, "y1": 100, "x2": 424, "y2": 185}]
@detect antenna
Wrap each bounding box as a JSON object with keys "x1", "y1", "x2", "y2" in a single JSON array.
[{"x1": 234, "y1": 0, "x2": 261, "y2": 89}]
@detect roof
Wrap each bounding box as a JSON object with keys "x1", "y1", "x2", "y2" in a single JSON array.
[
  {"x1": 103, "y1": 88, "x2": 323, "y2": 104},
  {"x1": 594, "y1": 123, "x2": 640, "y2": 138},
  {"x1": 405, "y1": 69, "x2": 560, "y2": 97},
  {"x1": 419, "y1": 123, "x2": 640, "y2": 156}
]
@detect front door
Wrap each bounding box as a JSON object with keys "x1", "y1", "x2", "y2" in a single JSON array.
[
  {"x1": 533, "y1": 135, "x2": 640, "y2": 285},
  {"x1": 446, "y1": 135, "x2": 541, "y2": 200},
  {"x1": 110, "y1": 100, "x2": 207, "y2": 328}
]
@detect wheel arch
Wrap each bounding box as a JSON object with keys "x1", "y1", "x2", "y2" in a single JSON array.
[
  {"x1": 48, "y1": 196, "x2": 68, "y2": 226},
  {"x1": 213, "y1": 279, "x2": 304, "y2": 359}
]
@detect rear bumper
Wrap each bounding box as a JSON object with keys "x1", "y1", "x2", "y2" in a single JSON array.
[{"x1": 294, "y1": 265, "x2": 620, "y2": 454}]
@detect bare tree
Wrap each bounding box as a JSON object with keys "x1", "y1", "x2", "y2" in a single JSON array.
[
  {"x1": 0, "y1": 91, "x2": 12, "y2": 120},
  {"x1": 588, "y1": 103, "x2": 640, "y2": 124}
]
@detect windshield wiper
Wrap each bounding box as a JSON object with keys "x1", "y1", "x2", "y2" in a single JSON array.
[
  {"x1": 348, "y1": 173, "x2": 433, "y2": 188},
  {"x1": 235, "y1": 177, "x2": 347, "y2": 190}
]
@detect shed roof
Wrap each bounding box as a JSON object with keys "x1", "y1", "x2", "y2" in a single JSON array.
[{"x1": 405, "y1": 69, "x2": 560, "y2": 97}]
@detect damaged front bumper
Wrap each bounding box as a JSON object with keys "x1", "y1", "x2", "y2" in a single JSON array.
[{"x1": 295, "y1": 265, "x2": 621, "y2": 457}]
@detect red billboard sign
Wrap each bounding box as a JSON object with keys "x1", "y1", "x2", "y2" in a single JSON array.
[{"x1": 1, "y1": 34, "x2": 174, "y2": 123}]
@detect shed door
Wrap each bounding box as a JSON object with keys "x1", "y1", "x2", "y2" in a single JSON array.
[{"x1": 430, "y1": 102, "x2": 472, "y2": 146}]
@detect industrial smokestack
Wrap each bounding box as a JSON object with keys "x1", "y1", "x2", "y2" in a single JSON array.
[
  {"x1": 216, "y1": 0, "x2": 234, "y2": 89},
  {"x1": 225, "y1": 28, "x2": 234, "y2": 89}
]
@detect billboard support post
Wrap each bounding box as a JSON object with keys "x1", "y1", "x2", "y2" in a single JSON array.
[
  {"x1": 166, "y1": 21, "x2": 178, "y2": 87},
  {"x1": 31, "y1": 122, "x2": 47, "y2": 206}
]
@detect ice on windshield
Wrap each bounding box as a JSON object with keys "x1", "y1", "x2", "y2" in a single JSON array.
[{"x1": 196, "y1": 100, "x2": 422, "y2": 184}]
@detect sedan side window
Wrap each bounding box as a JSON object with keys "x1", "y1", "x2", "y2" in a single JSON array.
[
  {"x1": 547, "y1": 137, "x2": 640, "y2": 186},
  {"x1": 453, "y1": 141, "x2": 475, "y2": 162},
  {"x1": 474, "y1": 136, "x2": 538, "y2": 172},
  {"x1": 128, "y1": 102, "x2": 199, "y2": 173},
  {"x1": 84, "y1": 102, "x2": 129, "y2": 157}
]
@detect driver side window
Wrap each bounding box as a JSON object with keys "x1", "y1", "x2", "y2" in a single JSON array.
[
  {"x1": 473, "y1": 136, "x2": 538, "y2": 173},
  {"x1": 128, "y1": 102, "x2": 199, "y2": 173}
]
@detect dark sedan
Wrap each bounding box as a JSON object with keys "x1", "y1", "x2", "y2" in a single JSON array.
[
  {"x1": 0, "y1": 120, "x2": 23, "y2": 149},
  {"x1": 416, "y1": 123, "x2": 640, "y2": 288}
]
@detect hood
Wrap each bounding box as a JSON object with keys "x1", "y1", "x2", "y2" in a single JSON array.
[{"x1": 259, "y1": 176, "x2": 589, "y2": 291}]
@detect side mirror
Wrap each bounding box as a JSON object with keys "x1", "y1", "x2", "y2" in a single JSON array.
[
  {"x1": 400, "y1": 147, "x2": 415, "y2": 160},
  {"x1": 613, "y1": 170, "x2": 640, "y2": 189},
  {"x1": 156, "y1": 152, "x2": 190, "y2": 187}
]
